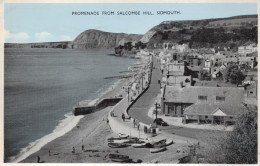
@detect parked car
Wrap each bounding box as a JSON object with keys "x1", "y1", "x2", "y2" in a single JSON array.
[{"x1": 153, "y1": 118, "x2": 168, "y2": 126}]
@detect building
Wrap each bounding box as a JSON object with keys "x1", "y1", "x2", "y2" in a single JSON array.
[
  {"x1": 167, "y1": 61, "x2": 185, "y2": 76},
  {"x1": 161, "y1": 86, "x2": 246, "y2": 124},
  {"x1": 238, "y1": 57, "x2": 256, "y2": 69},
  {"x1": 166, "y1": 75, "x2": 192, "y2": 87},
  {"x1": 238, "y1": 44, "x2": 258, "y2": 55}
]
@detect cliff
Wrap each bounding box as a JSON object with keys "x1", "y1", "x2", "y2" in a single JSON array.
[{"x1": 72, "y1": 29, "x2": 142, "y2": 49}]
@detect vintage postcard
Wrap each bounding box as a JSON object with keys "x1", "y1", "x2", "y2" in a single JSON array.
[{"x1": 1, "y1": 1, "x2": 258, "y2": 165}]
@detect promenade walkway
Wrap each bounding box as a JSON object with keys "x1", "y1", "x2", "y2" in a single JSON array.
[{"x1": 128, "y1": 56, "x2": 162, "y2": 125}]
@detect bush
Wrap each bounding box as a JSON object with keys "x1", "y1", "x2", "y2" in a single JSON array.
[{"x1": 223, "y1": 111, "x2": 257, "y2": 164}]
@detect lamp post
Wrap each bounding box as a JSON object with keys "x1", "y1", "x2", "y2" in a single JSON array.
[
  {"x1": 154, "y1": 103, "x2": 158, "y2": 128},
  {"x1": 141, "y1": 73, "x2": 143, "y2": 90},
  {"x1": 128, "y1": 86, "x2": 130, "y2": 105}
]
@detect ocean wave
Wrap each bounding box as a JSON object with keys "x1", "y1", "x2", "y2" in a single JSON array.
[{"x1": 9, "y1": 113, "x2": 84, "y2": 163}]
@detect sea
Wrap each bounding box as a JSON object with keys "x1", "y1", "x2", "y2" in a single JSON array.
[{"x1": 4, "y1": 48, "x2": 137, "y2": 162}]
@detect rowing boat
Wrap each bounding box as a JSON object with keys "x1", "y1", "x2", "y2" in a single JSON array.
[
  {"x1": 165, "y1": 139, "x2": 174, "y2": 146},
  {"x1": 131, "y1": 143, "x2": 147, "y2": 148},
  {"x1": 150, "y1": 147, "x2": 167, "y2": 153},
  {"x1": 109, "y1": 154, "x2": 132, "y2": 163},
  {"x1": 108, "y1": 143, "x2": 129, "y2": 148}
]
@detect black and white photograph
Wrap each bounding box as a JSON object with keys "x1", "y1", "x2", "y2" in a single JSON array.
[{"x1": 2, "y1": 1, "x2": 258, "y2": 164}]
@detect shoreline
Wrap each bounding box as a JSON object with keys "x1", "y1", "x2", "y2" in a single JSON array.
[
  {"x1": 11, "y1": 58, "x2": 140, "y2": 163},
  {"x1": 9, "y1": 76, "x2": 128, "y2": 163}
]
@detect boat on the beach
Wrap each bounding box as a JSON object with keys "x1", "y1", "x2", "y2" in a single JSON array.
[
  {"x1": 131, "y1": 143, "x2": 147, "y2": 148},
  {"x1": 150, "y1": 147, "x2": 167, "y2": 153},
  {"x1": 118, "y1": 133, "x2": 129, "y2": 138},
  {"x1": 165, "y1": 139, "x2": 174, "y2": 146},
  {"x1": 107, "y1": 136, "x2": 138, "y2": 142},
  {"x1": 109, "y1": 154, "x2": 132, "y2": 163},
  {"x1": 108, "y1": 142, "x2": 129, "y2": 148},
  {"x1": 148, "y1": 139, "x2": 167, "y2": 148}
]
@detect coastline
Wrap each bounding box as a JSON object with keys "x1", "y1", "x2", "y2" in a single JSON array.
[{"x1": 12, "y1": 59, "x2": 139, "y2": 163}]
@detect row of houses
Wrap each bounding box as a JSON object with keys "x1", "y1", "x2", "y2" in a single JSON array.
[{"x1": 157, "y1": 44, "x2": 257, "y2": 125}]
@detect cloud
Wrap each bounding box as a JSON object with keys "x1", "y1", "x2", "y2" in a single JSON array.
[
  {"x1": 4, "y1": 29, "x2": 30, "y2": 43},
  {"x1": 34, "y1": 32, "x2": 52, "y2": 39},
  {"x1": 60, "y1": 35, "x2": 74, "y2": 41}
]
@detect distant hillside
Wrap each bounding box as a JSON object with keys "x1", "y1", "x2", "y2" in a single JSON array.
[
  {"x1": 140, "y1": 14, "x2": 258, "y2": 48},
  {"x1": 72, "y1": 29, "x2": 142, "y2": 49},
  {"x1": 5, "y1": 41, "x2": 72, "y2": 49}
]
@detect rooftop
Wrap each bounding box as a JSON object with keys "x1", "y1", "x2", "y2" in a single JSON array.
[
  {"x1": 164, "y1": 86, "x2": 245, "y2": 104},
  {"x1": 184, "y1": 103, "x2": 247, "y2": 116}
]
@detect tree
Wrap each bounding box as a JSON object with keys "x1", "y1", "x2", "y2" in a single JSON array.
[
  {"x1": 197, "y1": 110, "x2": 257, "y2": 164},
  {"x1": 199, "y1": 70, "x2": 211, "y2": 80},
  {"x1": 222, "y1": 110, "x2": 257, "y2": 164},
  {"x1": 222, "y1": 64, "x2": 245, "y2": 85}
]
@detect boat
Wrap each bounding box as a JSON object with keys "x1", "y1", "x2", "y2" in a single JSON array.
[
  {"x1": 113, "y1": 140, "x2": 130, "y2": 144},
  {"x1": 165, "y1": 139, "x2": 174, "y2": 146},
  {"x1": 152, "y1": 139, "x2": 167, "y2": 148},
  {"x1": 109, "y1": 154, "x2": 132, "y2": 163},
  {"x1": 118, "y1": 133, "x2": 129, "y2": 138},
  {"x1": 107, "y1": 137, "x2": 124, "y2": 142},
  {"x1": 107, "y1": 136, "x2": 139, "y2": 142},
  {"x1": 150, "y1": 147, "x2": 167, "y2": 153},
  {"x1": 108, "y1": 143, "x2": 129, "y2": 148},
  {"x1": 131, "y1": 143, "x2": 147, "y2": 148}
]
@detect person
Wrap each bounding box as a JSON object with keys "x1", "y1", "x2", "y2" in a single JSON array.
[
  {"x1": 133, "y1": 119, "x2": 136, "y2": 128},
  {"x1": 37, "y1": 156, "x2": 40, "y2": 163},
  {"x1": 72, "y1": 147, "x2": 75, "y2": 154},
  {"x1": 82, "y1": 145, "x2": 85, "y2": 151},
  {"x1": 48, "y1": 150, "x2": 51, "y2": 156},
  {"x1": 122, "y1": 113, "x2": 125, "y2": 122},
  {"x1": 137, "y1": 123, "x2": 140, "y2": 130}
]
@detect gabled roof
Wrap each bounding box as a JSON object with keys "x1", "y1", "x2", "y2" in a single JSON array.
[{"x1": 184, "y1": 103, "x2": 247, "y2": 116}]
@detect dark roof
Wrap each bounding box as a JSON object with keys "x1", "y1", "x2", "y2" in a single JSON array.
[
  {"x1": 187, "y1": 66, "x2": 202, "y2": 72},
  {"x1": 168, "y1": 71, "x2": 184, "y2": 76},
  {"x1": 164, "y1": 86, "x2": 245, "y2": 104},
  {"x1": 184, "y1": 103, "x2": 247, "y2": 116}
]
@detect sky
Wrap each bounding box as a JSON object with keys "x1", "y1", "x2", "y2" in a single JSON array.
[{"x1": 4, "y1": 3, "x2": 258, "y2": 43}]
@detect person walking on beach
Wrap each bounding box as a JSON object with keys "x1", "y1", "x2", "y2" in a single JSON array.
[
  {"x1": 82, "y1": 145, "x2": 85, "y2": 151},
  {"x1": 48, "y1": 150, "x2": 51, "y2": 156},
  {"x1": 72, "y1": 147, "x2": 75, "y2": 154},
  {"x1": 37, "y1": 156, "x2": 40, "y2": 163}
]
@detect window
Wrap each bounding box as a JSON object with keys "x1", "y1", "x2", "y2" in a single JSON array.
[
  {"x1": 216, "y1": 96, "x2": 225, "y2": 103},
  {"x1": 198, "y1": 96, "x2": 207, "y2": 101}
]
